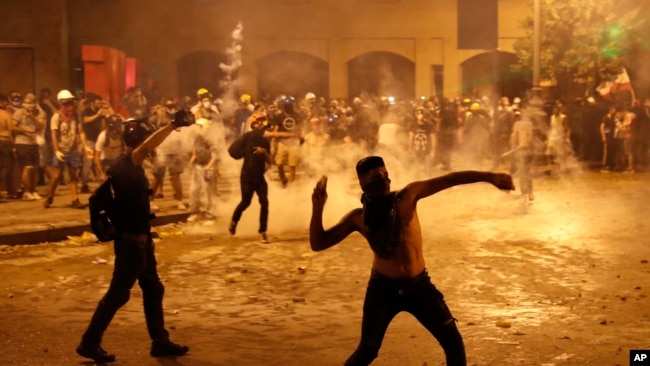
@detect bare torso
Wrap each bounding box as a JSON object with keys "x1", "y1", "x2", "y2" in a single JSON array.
[{"x1": 353, "y1": 193, "x2": 426, "y2": 279}]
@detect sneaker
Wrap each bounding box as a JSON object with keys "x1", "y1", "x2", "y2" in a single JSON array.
[
  {"x1": 150, "y1": 203, "x2": 160, "y2": 212},
  {"x1": 32, "y1": 192, "x2": 43, "y2": 200},
  {"x1": 150, "y1": 340, "x2": 189, "y2": 357},
  {"x1": 80, "y1": 185, "x2": 91, "y2": 194},
  {"x1": 43, "y1": 195, "x2": 53, "y2": 208},
  {"x1": 187, "y1": 213, "x2": 200, "y2": 222},
  {"x1": 176, "y1": 201, "x2": 188, "y2": 210},
  {"x1": 71, "y1": 199, "x2": 86, "y2": 209},
  {"x1": 259, "y1": 232, "x2": 269, "y2": 244},
  {"x1": 76, "y1": 342, "x2": 116, "y2": 363},
  {"x1": 228, "y1": 221, "x2": 237, "y2": 235},
  {"x1": 22, "y1": 192, "x2": 35, "y2": 201}
]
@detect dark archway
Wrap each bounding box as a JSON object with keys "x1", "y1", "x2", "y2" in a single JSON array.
[
  {"x1": 460, "y1": 51, "x2": 531, "y2": 100},
  {"x1": 257, "y1": 52, "x2": 329, "y2": 100},
  {"x1": 348, "y1": 52, "x2": 415, "y2": 100},
  {"x1": 177, "y1": 51, "x2": 228, "y2": 98}
]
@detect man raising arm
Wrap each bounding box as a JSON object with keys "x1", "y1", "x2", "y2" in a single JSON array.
[{"x1": 310, "y1": 156, "x2": 514, "y2": 366}]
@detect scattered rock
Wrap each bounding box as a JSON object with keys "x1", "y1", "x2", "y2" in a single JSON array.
[
  {"x1": 92, "y1": 257, "x2": 107, "y2": 265},
  {"x1": 620, "y1": 296, "x2": 627, "y2": 301},
  {"x1": 634, "y1": 286, "x2": 641, "y2": 290},
  {"x1": 298, "y1": 266, "x2": 306, "y2": 274},
  {"x1": 224, "y1": 273, "x2": 241, "y2": 283},
  {"x1": 172, "y1": 310, "x2": 179, "y2": 314},
  {"x1": 241, "y1": 269, "x2": 248, "y2": 274},
  {"x1": 467, "y1": 322, "x2": 476, "y2": 326},
  {"x1": 553, "y1": 353, "x2": 573, "y2": 361},
  {"x1": 292, "y1": 297, "x2": 306, "y2": 303},
  {"x1": 496, "y1": 320, "x2": 512, "y2": 328},
  {"x1": 496, "y1": 341, "x2": 519, "y2": 345},
  {"x1": 7, "y1": 294, "x2": 13, "y2": 298},
  {"x1": 599, "y1": 319, "x2": 608, "y2": 325},
  {"x1": 512, "y1": 330, "x2": 526, "y2": 336},
  {"x1": 558, "y1": 335, "x2": 571, "y2": 340},
  {"x1": 169, "y1": 326, "x2": 176, "y2": 330},
  {"x1": 641, "y1": 259, "x2": 648, "y2": 264}
]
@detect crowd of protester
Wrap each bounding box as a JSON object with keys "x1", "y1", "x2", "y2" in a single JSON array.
[{"x1": 1, "y1": 85, "x2": 649, "y2": 213}]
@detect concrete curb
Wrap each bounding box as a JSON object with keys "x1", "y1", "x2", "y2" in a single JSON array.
[{"x1": 0, "y1": 213, "x2": 190, "y2": 245}]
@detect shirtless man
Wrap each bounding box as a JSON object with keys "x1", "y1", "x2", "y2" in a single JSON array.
[{"x1": 309, "y1": 156, "x2": 514, "y2": 366}]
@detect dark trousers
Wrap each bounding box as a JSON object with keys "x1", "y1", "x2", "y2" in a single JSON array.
[
  {"x1": 81, "y1": 236, "x2": 169, "y2": 346},
  {"x1": 602, "y1": 137, "x2": 615, "y2": 170},
  {"x1": 0, "y1": 140, "x2": 14, "y2": 194},
  {"x1": 231, "y1": 176, "x2": 269, "y2": 233},
  {"x1": 345, "y1": 270, "x2": 466, "y2": 366}
]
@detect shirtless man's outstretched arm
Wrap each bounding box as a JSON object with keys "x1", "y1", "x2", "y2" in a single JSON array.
[{"x1": 308, "y1": 156, "x2": 514, "y2": 366}]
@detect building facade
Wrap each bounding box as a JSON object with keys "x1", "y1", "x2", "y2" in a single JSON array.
[{"x1": 1, "y1": 0, "x2": 531, "y2": 101}]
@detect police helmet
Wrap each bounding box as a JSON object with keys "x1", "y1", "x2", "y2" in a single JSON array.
[{"x1": 282, "y1": 96, "x2": 295, "y2": 114}]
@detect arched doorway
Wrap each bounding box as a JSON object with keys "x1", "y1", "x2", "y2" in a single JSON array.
[
  {"x1": 177, "y1": 51, "x2": 228, "y2": 99},
  {"x1": 257, "y1": 52, "x2": 329, "y2": 100},
  {"x1": 460, "y1": 51, "x2": 530, "y2": 100},
  {"x1": 348, "y1": 52, "x2": 415, "y2": 100}
]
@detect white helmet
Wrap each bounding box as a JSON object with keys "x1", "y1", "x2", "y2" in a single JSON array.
[
  {"x1": 305, "y1": 92, "x2": 316, "y2": 100},
  {"x1": 56, "y1": 89, "x2": 75, "y2": 102}
]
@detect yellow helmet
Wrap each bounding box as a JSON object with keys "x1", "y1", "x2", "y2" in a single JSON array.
[
  {"x1": 470, "y1": 103, "x2": 481, "y2": 111},
  {"x1": 196, "y1": 88, "x2": 208, "y2": 97},
  {"x1": 240, "y1": 93, "x2": 251, "y2": 104},
  {"x1": 247, "y1": 112, "x2": 269, "y2": 129}
]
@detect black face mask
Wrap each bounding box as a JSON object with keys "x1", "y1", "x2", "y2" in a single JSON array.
[{"x1": 361, "y1": 175, "x2": 391, "y2": 196}]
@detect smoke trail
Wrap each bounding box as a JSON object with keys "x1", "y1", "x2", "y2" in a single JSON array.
[{"x1": 218, "y1": 22, "x2": 244, "y2": 119}]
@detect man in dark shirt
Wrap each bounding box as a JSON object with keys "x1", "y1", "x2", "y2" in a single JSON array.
[
  {"x1": 228, "y1": 112, "x2": 296, "y2": 243},
  {"x1": 76, "y1": 111, "x2": 193, "y2": 363},
  {"x1": 81, "y1": 94, "x2": 112, "y2": 192}
]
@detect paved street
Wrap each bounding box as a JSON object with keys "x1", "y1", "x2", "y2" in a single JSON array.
[{"x1": 0, "y1": 169, "x2": 649, "y2": 365}]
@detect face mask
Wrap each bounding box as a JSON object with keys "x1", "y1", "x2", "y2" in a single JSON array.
[
  {"x1": 202, "y1": 101, "x2": 211, "y2": 109},
  {"x1": 11, "y1": 100, "x2": 21, "y2": 108},
  {"x1": 362, "y1": 175, "x2": 391, "y2": 195},
  {"x1": 61, "y1": 104, "x2": 75, "y2": 119}
]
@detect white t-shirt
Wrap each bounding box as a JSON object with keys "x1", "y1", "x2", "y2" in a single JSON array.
[{"x1": 50, "y1": 112, "x2": 78, "y2": 153}]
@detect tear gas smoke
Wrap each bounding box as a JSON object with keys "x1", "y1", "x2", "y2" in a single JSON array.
[{"x1": 218, "y1": 22, "x2": 244, "y2": 118}]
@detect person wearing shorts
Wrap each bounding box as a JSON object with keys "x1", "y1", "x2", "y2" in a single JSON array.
[
  {"x1": 43, "y1": 90, "x2": 92, "y2": 209},
  {"x1": 13, "y1": 94, "x2": 46, "y2": 200}
]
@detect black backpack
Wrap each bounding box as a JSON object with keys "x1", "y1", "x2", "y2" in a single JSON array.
[
  {"x1": 89, "y1": 174, "x2": 116, "y2": 242},
  {"x1": 228, "y1": 133, "x2": 248, "y2": 160}
]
